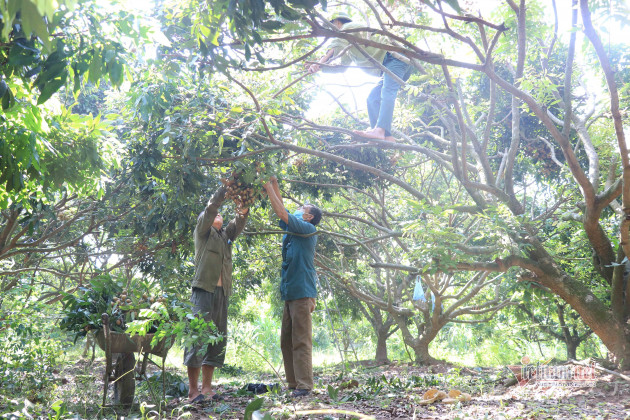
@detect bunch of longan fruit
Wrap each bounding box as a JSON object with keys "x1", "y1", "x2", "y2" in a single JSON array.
[
  {"x1": 109, "y1": 290, "x2": 168, "y2": 328},
  {"x1": 224, "y1": 178, "x2": 258, "y2": 208},
  {"x1": 111, "y1": 290, "x2": 132, "y2": 307},
  {"x1": 110, "y1": 291, "x2": 167, "y2": 307}
]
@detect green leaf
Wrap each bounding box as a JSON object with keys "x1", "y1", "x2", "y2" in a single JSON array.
[
  {"x1": 35, "y1": 60, "x2": 66, "y2": 89},
  {"x1": 288, "y1": 0, "x2": 318, "y2": 8},
  {"x1": 244, "y1": 398, "x2": 264, "y2": 420},
  {"x1": 7, "y1": 0, "x2": 20, "y2": 18},
  {"x1": 21, "y1": 0, "x2": 51, "y2": 50},
  {"x1": 125, "y1": 65, "x2": 134, "y2": 84},
  {"x1": 37, "y1": 70, "x2": 67, "y2": 104},
  {"x1": 280, "y1": 6, "x2": 302, "y2": 21},
  {"x1": 199, "y1": 25, "x2": 211, "y2": 38},
  {"x1": 8, "y1": 39, "x2": 40, "y2": 67},
  {"x1": 88, "y1": 50, "x2": 102, "y2": 84},
  {"x1": 260, "y1": 20, "x2": 284, "y2": 31},
  {"x1": 25, "y1": 65, "x2": 42, "y2": 78},
  {"x1": 251, "y1": 30, "x2": 262, "y2": 44},
  {"x1": 2, "y1": 86, "x2": 15, "y2": 110},
  {"x1": 108, "y1": 60, "x2": 124, "y2": 87},
  {"x1": 244, "y1": 43, "x2": 251, "y2": 61},
  {"x1": 73, "y1": 69, "x2": 81, "y2": 92},
  {"x1": 103, "y1": 48, "x2": 116, "y2": 62},
  {"x1": 443, "y1": 0, "x2": 462, "y2": 13},
  {"x1": 199, "y1": 39, "x2": 209, "y2": 56},
  {"x1": 327, "y1": 384, "x2": 339, "y2": 401},
  {"x1": 209, "y1": 28, "x2": 221, "y2": 46},
  {"x1": 268, "y1": 0, "x2": 282, "y2": 13}
]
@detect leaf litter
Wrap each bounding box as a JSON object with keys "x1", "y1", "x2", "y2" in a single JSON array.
[{"x1": 49, "y1": 358, "x2": 630, "y2": 419}]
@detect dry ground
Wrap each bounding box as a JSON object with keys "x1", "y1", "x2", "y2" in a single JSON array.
[{"x1": 49, "y1": 357, "x2": 630, "y2": 419}]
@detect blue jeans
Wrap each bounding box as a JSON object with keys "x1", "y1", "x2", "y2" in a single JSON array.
[{"x1": 367, "y1": 53, "x2": 412, "y2": 137}]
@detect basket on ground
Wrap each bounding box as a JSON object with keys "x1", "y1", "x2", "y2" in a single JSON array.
[{"x1": 95, "y1": 329, "x2": 170, "y2": 357}]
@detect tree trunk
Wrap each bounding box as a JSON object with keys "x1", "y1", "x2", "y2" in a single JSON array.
[
  {"x1": 547, "y1": 272, "x2": 630, "y2": 368},
  {"x1": 375, "y1": 326, "x2": 389, "y2": 364},
  {"x1": 355, "y1": 301, "x2": 395, "y2": 365},
  {"x1": 527, "y1": 241, "x2": 630, "y2": 369},
  {"x1": 411, "y1": 340, "x2": 438, "y2": 365},
  {"x1": 566, "y1": 340, "x2": 578, "y2": 361}
]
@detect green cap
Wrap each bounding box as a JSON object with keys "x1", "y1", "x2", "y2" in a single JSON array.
[{"x1": 329, "y1": 11, "x2": 352, "y2": 24}]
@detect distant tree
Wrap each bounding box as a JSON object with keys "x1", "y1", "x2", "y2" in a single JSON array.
[{"x1": 520, "y1": 300, "x2": 593, "y2": 361}]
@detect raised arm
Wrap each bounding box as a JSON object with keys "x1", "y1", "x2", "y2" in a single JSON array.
[
  {"x1": 226, "y1": 205, "x2": 249, "y2": 241},
  {"x1": 307, "y1": 48, "x2": 335, "y2": 74},
  {"x1": 196, "y1": 185, "x2": 227, "y2": 237},
  {"x1": 263, "y1": 177, "x2": 288, "y2": 223}
]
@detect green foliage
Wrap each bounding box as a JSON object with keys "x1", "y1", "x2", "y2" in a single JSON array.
[
  {"x1": 0, "y1": 91, "x2": 111, "y2": 208},
  {"x1": 47, "y1": 400, "x2": 71, "y2": 420},
  {"x1": 360, "y1": 373, "x2": 445, "y2": 399},
  {"x1": 327, "y1": 383, "x2": 340, "y2": 401},
  {"x1": 0, "y1": 399, "x2": 81, "y2": 420},
  {"x1": 1, "y1": 0, "x2": 143, "y2": 103},
  {"x1": 59, "y1": 275, "x2": 181, "y2": 341},
  {"x1": 59, "y1": 275, "x2": 125, "y2": 339},
  {"x1": 128, "y1": 303, "x2": 223, "y2": 353},
  {"x1": 137, "y1": 371, "x2": 189, "y2": 398},
  {"x1": 219, "y1": 363, "x2": 246, "y2": 376},
  {"x1": 286, "y1": 139, "x2": 396, "y2": 193},
  {"x1": 244, "y1": 397, "x2": 265, "y2": 420},
  {"x1": 231, "y1": 316, "x2": 283, "y2": 370},
  {"x1": 164, "y1": 0, "x2": 324, "y2": 71},
  {"x1": 0, "y1": 301, "x2": 62, "y2": 404},
  {"x1": 0, "y1": 0, "x2": 154, "y2": 211}
]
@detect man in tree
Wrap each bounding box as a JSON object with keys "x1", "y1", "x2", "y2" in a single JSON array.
[
  {"x1": 307, "y1": 12, "x2": 412, "y2": 142},
  {"x1": 263, "y1": 176, "x2": 322, "y2": 397},
  {"x1": 184, "y1": 184, "x2": 249, "y2": 402}
]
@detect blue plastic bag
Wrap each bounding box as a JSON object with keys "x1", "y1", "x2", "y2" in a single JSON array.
[
  {"x1": 413, "y1": 276, "x2": 426, "y2": 301},
  {"x1": 413, "y1": 277, "x2": 442, "y2": 312}
]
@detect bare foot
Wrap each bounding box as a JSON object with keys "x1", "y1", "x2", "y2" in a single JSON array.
[
  {"x1": 353, "y1": 128, "x2": 386, "y2": 140},
  {"x1": 200, "y1": 386, "x2": 215, "y2": 398},
  {"x1": 384, "y1": 136, "x2": 396, "y2": 142},
  {"x1": 188, "y1": 392, "x2": 201, "y2": 401}
]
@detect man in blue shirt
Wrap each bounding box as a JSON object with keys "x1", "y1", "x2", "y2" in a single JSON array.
[{"x1": 263, "y1": 176, "x2": 322, "y2": 397}]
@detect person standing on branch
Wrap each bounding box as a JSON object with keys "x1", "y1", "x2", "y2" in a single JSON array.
[
  {"x1": 263, "y1": 176, "x2": 322, "y2": 398},
  {"x1": 184, "y1": 182, "x2": 250, "y2": 402},
  {"x1": 307, "y1": 12, "x2": 412, "y2": 142}
]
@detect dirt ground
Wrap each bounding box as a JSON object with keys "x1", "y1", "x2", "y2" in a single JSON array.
[{"x1": 53, "y1": 357, "x2": 630, "y2": 419}]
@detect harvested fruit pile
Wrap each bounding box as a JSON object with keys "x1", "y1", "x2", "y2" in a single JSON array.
[
  {"x1": 418, "y1": 388, "x2": 472, "y2": 404},
  {"x1": 111, "y1": 291, "x2": 166, "y2": 307},
  {"x1": 109, "y1": 290, "x2": 169, "y2": 330}
]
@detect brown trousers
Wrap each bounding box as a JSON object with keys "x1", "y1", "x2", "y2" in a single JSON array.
[{"x1": 281, "y1": 297, "x2": 316, "y2": 390}]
